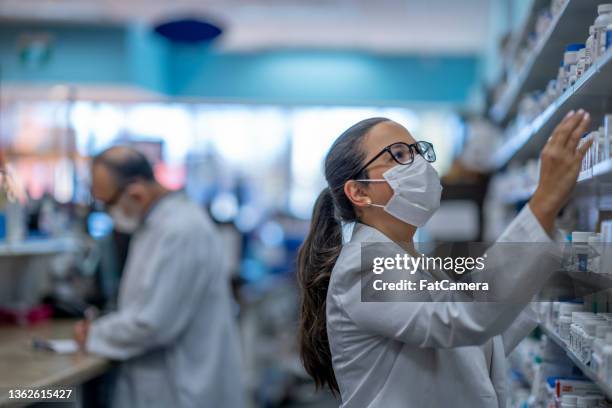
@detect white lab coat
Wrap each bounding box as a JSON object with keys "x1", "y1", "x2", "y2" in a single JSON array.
[
  {"x1": 87, "y1": 192, "x2": 246, "y2": 408},
  {"x1": 327, "y1": 205, "x2": 561, "y2": 408}
]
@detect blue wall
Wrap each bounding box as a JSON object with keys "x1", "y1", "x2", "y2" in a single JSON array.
[
  {"x1": 0, "y1": 23, "x2": 130, "y2": 84},
  {"x1": 169, "y1": 47, "x2": 478, "y2": 105},
  {"x1": 0, "y1": 22, "x2": 480, "y2": 106}
]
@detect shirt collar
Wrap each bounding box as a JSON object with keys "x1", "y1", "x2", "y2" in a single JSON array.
[{"x1": 142, "y1": 190, "x2": 183, "y2": 225}]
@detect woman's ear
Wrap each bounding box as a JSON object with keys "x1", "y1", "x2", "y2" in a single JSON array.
[{"x1": 344, "y1": 180, "x2": 371, "y2": 208}]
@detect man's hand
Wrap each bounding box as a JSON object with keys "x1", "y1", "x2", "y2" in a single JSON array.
[
  {"x1": 73, "y1": 320, "x2": 90, "y2": 350},
  {"x1": 529, "y1": 109, "x2": 592, "y2": 234}
]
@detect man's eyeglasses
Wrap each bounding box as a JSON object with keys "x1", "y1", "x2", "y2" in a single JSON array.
[
  {"x1": 91, "y1": 180, "x2": 135, "y2": 211},
  {"x1": 104, "y1": 186, "x2": 127, "y2": 208},
  {"x1": 351, "y1": 141, "x2": 436, "y2": 179}
]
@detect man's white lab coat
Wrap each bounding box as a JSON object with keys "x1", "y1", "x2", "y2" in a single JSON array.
[
  {"x1": 87, "y1": 192, "x2": 245, "y2": 408},
  {"x1": 327, "y1": 205, "x2": 561, "y2": 407}
]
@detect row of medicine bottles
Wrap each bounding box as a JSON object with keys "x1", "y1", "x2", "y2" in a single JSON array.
[
  {"x1": 495, "y1": 115, "x2": 612, "y2": 204},
  {"x1": 504, "y1": 4, "x2": 612, "y2": 140},
  {"x1": 494, "y1": 0, "x2": 569, "y2": 102},
  {"x1": 532, "y1": 301, "x2": 612, "y2": 407},
  {"x1": 580, "y1": 116, "x2": 612, "y2": 172},
  {"x1": 565, "y1": 220, "x2": 612, "y2": 275},
  {"x1": 511, "y1": 314, "x2": 609, "y2": 407}
]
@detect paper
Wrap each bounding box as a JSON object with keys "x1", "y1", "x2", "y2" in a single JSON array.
[{"x1": 44, "y1": 339, "x2": 79, "y2": 354}]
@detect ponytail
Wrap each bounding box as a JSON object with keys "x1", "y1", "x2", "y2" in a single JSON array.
[
  {"x1": 297, "y1": 187, "x2": 342, "y2": 395},
  {"x1": 297, "y1": 117, "x2": 390, "y2": 397}
]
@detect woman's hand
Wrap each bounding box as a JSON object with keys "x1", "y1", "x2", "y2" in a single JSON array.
[
  {"x1": 73, "y1": 320, "x2": 90, "y2": 350},
  {"x1": 529, "y1": 109, "x2": 592, "y2": 234}
]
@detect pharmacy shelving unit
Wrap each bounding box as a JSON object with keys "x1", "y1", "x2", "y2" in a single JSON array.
[
  {"x1": 498, "y1": 156, "x2": 612, "y2": 204},
  {"x1": 490, "y1": 0, "x2": 602, "y2": 125},
  {"x1": 0, "y1": 237, "x2": 78, "y2": 257},
  {"x1": 493, "y1": 47, "x2": 612, "y2": 168},
  {"x1": 488, "y1": 1, "x2": 612, "y2": 403},
  {"x1": 504, "y1": 0, "x2": 550, "y2": 64},
  {"x1": 540, "y1": 324, "x2": 612, "y2": 399},
  {"x1": 578, "y1": 158, "x2": 612, "y2": 183}
]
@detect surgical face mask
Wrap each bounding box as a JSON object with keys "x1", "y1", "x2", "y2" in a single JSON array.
[
  {"x1": 109, "y1": 200, "x2": 141, "y2": 234},
  {"x1": 357, "y1": 155, "x2": 442, "y2": 227}
]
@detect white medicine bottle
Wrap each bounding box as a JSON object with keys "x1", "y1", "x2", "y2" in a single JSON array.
[
  {"x1": 572, "y1": 231, "x2": 591, "y2": 272},
  {"x1": 594, "y1": 4, "x2": 612, "y2": 61},
  {"x1": 586, "y1": 26, "x2": 596, "y2": 69}
]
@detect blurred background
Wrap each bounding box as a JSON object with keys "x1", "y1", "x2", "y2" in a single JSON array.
[{"x1": 1, "y1": 0, "x2": 611, "y2": 407}]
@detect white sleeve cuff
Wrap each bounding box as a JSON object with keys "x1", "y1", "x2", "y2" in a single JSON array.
[
  {"x1": 85, "y1": 318, "x2": 128, "y2": 360},
  {"x1": 498, "y1": 204, "x2": 559, "y2": 243},
  {"x1": 85, "y1": 320, "x2": 104, "y2": 354}
]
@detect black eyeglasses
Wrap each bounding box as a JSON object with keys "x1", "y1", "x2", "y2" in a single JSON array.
[
  {"x1": 105, "y1": 186, "x2": 127, "y2": 208},
  {"x1": 351, "y1": 141, "x2": 436, "y2": 179}
]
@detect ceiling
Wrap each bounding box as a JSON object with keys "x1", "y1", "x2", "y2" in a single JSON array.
[{"x1": 0, "y1": 0, "x2": 491, "y2": 54}]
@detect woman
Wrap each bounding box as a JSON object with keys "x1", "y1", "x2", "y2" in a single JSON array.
[{"x1": 297, "y1": 111, "x2": 591, "y2": 407}]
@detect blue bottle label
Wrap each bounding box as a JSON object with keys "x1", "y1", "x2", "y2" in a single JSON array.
[{"x1": 578, "y1": 253, "x2": 588, "y2": 272}]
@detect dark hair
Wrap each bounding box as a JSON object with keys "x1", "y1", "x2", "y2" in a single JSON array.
[
  {"x1": 93, "y1": 146, "x2": 155, "y2": 187},
  {"x1": 297, "y1": 117, "x2": 390, "y2": 395}
]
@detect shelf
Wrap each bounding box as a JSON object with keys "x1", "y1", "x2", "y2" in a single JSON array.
[
  {"x1": 504, "y1": 0, "x2": 550, "y2": 63},
  {"x1": 540, "y1": 324, "x2": 612, "y2": 399},
  {"x1": 490, "y1": 0, "x2": 601, "y2": 124},
  {"x1": 578, "y1": 160, "x2": 612, "y2": 184},
  {"x1": 0, "y1": 237, "x2": 78, "y2": 257},
  {"x1": 493, "y1": 48, "x2": 612, "y2": 167},
  {"x1": 499, "y1": 157, "x2": 612, "y2": 204}
]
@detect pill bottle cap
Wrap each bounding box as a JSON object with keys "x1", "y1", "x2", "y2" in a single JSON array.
[
  {"x1": 572, "y1": 231, "x2": 592, "y2": 242},
  {"x1": 588, "y1": 234, "x2": 601, "y2": 244},
  {"x1": 566, "y1": 43, "x2": 585, "y2": 52},
  {"x1": 584, "y1": 321, "x2": 598, "y2": 335},
  {"x1": 598, "y1": 4, "x2": 612, "y2": 14}
]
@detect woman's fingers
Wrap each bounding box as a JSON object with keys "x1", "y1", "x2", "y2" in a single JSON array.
[
  {"x1": 550, "y1": 110, "x2": 584, "y2": 147},
  {"x1": 566, "y1": 112, "x2": 591, "y2": 152}
]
